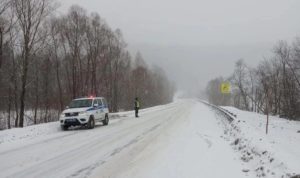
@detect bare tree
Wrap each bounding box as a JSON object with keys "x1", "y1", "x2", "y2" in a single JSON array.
[
  {"x1": 48, "y1": 17, "x2": 64, "y2": 111},
  {"x1": 12, "y1": 0, "x2": 54, "y2": 127},
  {"x1": 0, "y1": 0, "x2": 11, "y2": 69},
  {"x1": 231, "y1": 59, "x2": 250, "y2": 110},
  {"x1": 207, "y1": 40, "x2": 300, "y2": 121},
  {"x1": 60, "y1": 5, "x2": 88, "y2": 98},
  {"x1": 0, "y1": 3, "x2": 175, "y2": 129}
]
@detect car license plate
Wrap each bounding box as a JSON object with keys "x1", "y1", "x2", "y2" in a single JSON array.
[{"x1": 67, "y1": 118, "x2": 76, "y2": 122}]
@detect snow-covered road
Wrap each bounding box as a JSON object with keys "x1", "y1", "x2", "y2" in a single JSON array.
[{"x1": 0, "y1": 100, "x2": 298, "y2": 178}]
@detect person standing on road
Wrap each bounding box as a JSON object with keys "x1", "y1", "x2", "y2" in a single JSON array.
[{"x1": 134, "y1": 97, "x2": 140, "y2": 118}]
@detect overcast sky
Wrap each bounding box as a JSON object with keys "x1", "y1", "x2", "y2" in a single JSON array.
[{"x1": 60, "y1": 0, "x2": 300, "y2": 94}]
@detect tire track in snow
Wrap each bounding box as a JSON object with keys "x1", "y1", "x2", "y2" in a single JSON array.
[
  {"x1": 197, "y1": 133, "x2": 213, "y2": 148},
  {"x1": 3, "y1": 101, "x2": 188, "y2": 178}
]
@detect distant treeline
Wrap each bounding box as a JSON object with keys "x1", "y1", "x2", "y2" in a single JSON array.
[
  {"x1": 0, "y1": 0, "x2": 175, "y2": 129},
  {"x1": 206, "y1": 39, "x2": 300, "y2": 121}
]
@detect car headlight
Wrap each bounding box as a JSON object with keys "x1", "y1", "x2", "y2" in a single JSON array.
[
  {"x1": 60, "y1": 113, "x2": 65, "y2": 118},
  {"x1": 79, "y1": 111, "x2": 87, "y2": 115}
]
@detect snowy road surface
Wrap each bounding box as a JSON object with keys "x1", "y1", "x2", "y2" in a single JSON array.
[{"x1": 0, "y1": 100, "x2": 298, "y2": 178}]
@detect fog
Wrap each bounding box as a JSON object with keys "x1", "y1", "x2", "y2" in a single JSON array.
[{"x1": 61, "y1": 0, "x2": 300, "y2": 94}]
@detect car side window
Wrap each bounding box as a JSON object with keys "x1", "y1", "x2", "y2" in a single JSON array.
[
  {"x1": 97, "y1": 99, "x2": 103, "y2": 106},
  {"x1": 93, "y1": 99, "x2": 98, "y2": 106}
]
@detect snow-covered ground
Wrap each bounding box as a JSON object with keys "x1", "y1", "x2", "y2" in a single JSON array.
[
  {"x1": 0, "y1": 99, "x2": 299, "y2": 178},
  {"x1": 0, "y1": 109, "x2": 59, "y2": 130},
  {"x1": 221, "y1": 106, "x2": 300, "y2": 178}
]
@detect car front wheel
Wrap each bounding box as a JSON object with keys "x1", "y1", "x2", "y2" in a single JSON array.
[
  {"x1": 102, "y1": 114, "x2": 109, "y2": 126},
  {"x1": 87, "y1": 116, "x2": 95, "y2": 129},
  {"x1": 61, "y1": 125, "x2": 69, "y2": 131}
]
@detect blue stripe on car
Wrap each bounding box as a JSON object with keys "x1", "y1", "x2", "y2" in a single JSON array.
[{"x1": 86, "y1": 106, "x2": 107, "y2": 111}]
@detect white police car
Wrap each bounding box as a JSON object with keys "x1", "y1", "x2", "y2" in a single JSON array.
[{"x1": 59, "y1": 97, "x2": 109, "y2": 130}]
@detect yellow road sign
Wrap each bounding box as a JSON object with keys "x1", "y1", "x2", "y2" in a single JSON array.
[{"x1": 221, "y1": 83, "x2": 231, "y2": 94}]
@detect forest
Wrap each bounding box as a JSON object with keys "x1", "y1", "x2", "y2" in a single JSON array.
[
  {"x1": 206, "y1": 39, "x2": 300, "y2": 121},
  {"x1": 0, "y1": 0, "x2": 175, "y2": 129}
]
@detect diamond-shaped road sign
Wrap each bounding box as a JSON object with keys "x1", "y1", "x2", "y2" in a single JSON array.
[{"x1": 221, "y1": 83, "x2": 231, "y2": 94}]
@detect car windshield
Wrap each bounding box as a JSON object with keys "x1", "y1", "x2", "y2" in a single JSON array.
[{"x1": 69, "y1": 99, "x2": 93, "y2": 108}]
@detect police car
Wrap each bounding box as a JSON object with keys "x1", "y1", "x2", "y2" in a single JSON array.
[{"x1": 59, "y1": 97, "x2": 109, "y2": 130}]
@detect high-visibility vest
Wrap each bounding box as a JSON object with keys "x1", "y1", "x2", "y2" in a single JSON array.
[{"x1": 135, "y1": 101, "x2": 140, "y2": 108}]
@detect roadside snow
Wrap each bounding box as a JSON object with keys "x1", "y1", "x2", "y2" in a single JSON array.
[
  {"x1": 222, "y1": 106, "x2": 300, "y2": 178},
  {"x1": 0, "y1": 112, "x2": 129, "y2": 153}
]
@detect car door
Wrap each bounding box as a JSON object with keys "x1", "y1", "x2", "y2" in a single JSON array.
[
  {"x1": 93, "y1": 99, "x2": 100, "y2": 121},
  {"x1": 97, "y1": 99, "x2": 104, "y2": 120}
]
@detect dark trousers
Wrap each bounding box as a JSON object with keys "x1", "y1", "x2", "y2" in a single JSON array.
[{"x1": 135, "y1": 107, "x2": 139, "y2": 117}]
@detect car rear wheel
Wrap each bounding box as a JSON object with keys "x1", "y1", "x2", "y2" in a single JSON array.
[
  {"x1": 102, "y1": 114, "x2": 109, "y2": 126},
  {"x1": 87, "y1": 116, "x2": 95, "y2": 129}
]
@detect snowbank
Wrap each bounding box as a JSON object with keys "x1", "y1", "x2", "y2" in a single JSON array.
[{"x1": 221, "y1": 106, "x2": 300, "y2": 178}]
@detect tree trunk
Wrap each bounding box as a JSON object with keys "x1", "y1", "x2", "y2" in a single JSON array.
[
  {"x1": 72, "y1": 55, "x2": 76, "y2": 98},
  {"x1": 34, "y1": 62, "x2": 39, "y2": 125},
  {"x1": 13, "y1": 66, "x2": 19, "y2": 128},
  {"x1": 56, "y1": 60, "x2": 63, "y2": 111},
  {"x1": 0, "y1": 27, "x2": 3, "y2": 69},
  {"x1": 19, "y1": 47, "x2": 30, "y2": 127},
  {"x1": 44, "y1": 58, "x2": 50, "y2": 123},
  {"x1": 7, "y1": 86, "x2": 11, "y2": 129}
]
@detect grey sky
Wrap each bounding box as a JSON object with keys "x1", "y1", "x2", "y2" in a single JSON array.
[{"x1": 60, "y1": 0, "x2": 300, "y2": 93}]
